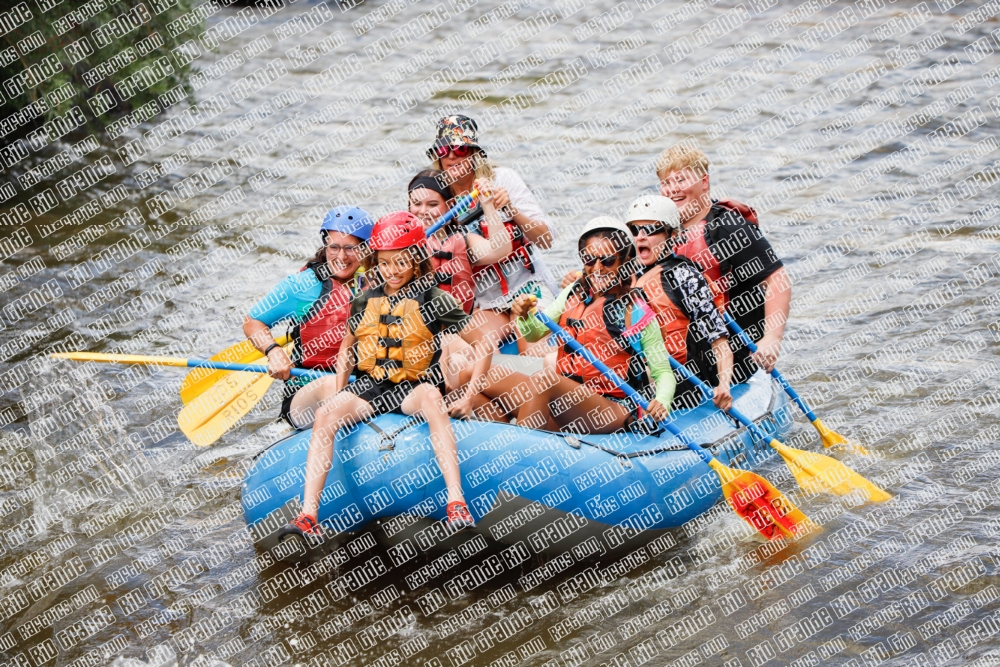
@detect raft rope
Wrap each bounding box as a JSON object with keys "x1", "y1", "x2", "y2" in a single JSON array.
[{"x1": 355, "y1": 384, "x2": 777, "y2": 465}]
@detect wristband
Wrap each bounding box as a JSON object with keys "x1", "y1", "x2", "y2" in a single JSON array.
[{"x1": 264, "y1": 343, "x2": 280, "y2": 357}]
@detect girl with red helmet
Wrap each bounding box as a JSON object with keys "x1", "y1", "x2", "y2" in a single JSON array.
[{"x1": 279, "y1": 212, "x2": 493, "y2": 542}]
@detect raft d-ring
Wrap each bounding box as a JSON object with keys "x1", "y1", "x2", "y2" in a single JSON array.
[
  {"x1": 378, "y1": 441, "x2": 395, "y2": 452},
  {"x1": 564, "y1": 436, "x2": 582, "y2": 449},
  {"x1": 617, "y1": 455, "x2": 633, "y2": 469}
]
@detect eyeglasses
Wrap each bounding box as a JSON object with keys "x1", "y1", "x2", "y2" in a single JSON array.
[
  {"x1": 580, "y1": 254, "x2": 622, "y2": 268},
  {"x1": 432, "y1": 144, "x2": 473, "y2": 159},
  {"x1": 629, "y1": 224, "x2": 667, "y2": 237},
  {"x1": 327, "y1": 244, "x2": 360, "y2": 256}
]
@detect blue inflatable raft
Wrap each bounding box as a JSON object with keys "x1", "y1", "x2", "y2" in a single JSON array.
[{"x1": 242, "y1": 370, "x2": 792, "y2": 562}]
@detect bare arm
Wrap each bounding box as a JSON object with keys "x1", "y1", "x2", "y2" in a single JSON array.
[
  {"x1": 466, "y1": 190, "x2": 512, "y2": 265},
  {"x1": 244, "y1": 315, "x2": 292, "y2": 380},
  {"x1": 752, "y1": 267, "x2": 791, "y2": 372},
  {"x1": 512, "y1": 209, "x2": 553, "y2": 249},
  {"x1": 491, "y1": 185, "x2": 553, "y2": 250},
  {"x1": 334, "y1": 332, "x2": 358, "y2": 393},
  {"x1": 711, "y1": 336, "x2": 733, "y2": 410}
]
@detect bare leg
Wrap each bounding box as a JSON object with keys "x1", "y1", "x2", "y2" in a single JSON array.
[
  {"x1": 401, "y1": 383, "x2": 464, "y2": 503},
  {"x1": 518, "y1": 369, "x2": 631, "y2": 434},
  {"x1": 286, "y1": 374, "x2": 340, "y2": 429},
  {"x1": 301, "y1": 391, "x2": 374, "y2": 518},
  {"x1": 456, "y1": 365, "x2": 535, "y2": 422},
  {"x1": 441, "y1": 334, "x2": 476, "y2": 393},
  {"x1": 477, "y1": 308, "x2": 518, "y2": 351}
]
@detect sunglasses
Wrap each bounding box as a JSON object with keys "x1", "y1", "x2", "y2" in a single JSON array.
[
  {"x1": 629, "y1": 224, "x2": 667, "y2": 237},
  {"x1": 327, "y1": 244, "x2": 360, "y2": 256},
  {"x1": 431, "y1": 144, "x2": 473, "y2": 159},
  {"x1": 580, "y1": 254, "x2": 622, "y2": 268}
]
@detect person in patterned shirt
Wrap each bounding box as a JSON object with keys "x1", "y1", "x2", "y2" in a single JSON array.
[{"x1": 626, "y1": 195, "x2": 734, "y2": 411}]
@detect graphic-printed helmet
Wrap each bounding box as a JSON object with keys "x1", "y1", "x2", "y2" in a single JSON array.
[
  {"x1": 321, "y1": 206, "x2": 375, "y2": 241},
  {"x1": 624, "y1": 195, "x2": 681, "y2": 233},
  {"x1": 369, "y1": 212, "x2": 427, "y2": 250},
  {"x1": 427, "y1": 115, "x2": 486, "y2": 160}
]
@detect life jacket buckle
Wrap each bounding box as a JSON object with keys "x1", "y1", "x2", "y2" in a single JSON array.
[
  {"x1": 379, "y1": 314, "x2": 402, "y2": 325},
  {"x1": 380, "y1": 338, "x2": 403, "y2": 348}
]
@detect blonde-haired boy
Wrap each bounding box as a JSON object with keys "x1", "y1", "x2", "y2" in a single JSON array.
[{"x1": 656, "y1": 144, "x2": 791, "y2": 379}]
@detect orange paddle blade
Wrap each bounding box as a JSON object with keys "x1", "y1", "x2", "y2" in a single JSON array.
[{"x1": 709, "y1": 460, "x2": 816, "y2": 541}]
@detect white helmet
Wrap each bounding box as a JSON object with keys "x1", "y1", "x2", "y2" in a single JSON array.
[
  {"x1": 625, "y1": 195, "x2": 680, "y2": 231},
  {"x1": 578, "y1": 216, "x2": 637, "y2": 257}
]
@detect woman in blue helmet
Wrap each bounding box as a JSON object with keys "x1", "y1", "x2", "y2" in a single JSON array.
[{"x1": 243, "y1": 206, "x2": 374, "y2": 429}]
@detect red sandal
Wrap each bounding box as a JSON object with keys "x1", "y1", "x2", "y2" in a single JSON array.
[{"x1": 446, "y1": 501, "x2": 476, "y2": 531}]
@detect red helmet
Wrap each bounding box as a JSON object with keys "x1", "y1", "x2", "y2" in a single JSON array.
[{"x1": 368, "y1": 212, "x2": 426, "y2": 250}]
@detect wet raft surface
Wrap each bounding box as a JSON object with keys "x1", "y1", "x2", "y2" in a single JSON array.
[{"x1": 1, "y1": 0, "x2": 999, "y2": 665}]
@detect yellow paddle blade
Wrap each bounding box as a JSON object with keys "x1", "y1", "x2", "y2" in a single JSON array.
[
  {"x1": 769, "y1": 440, "x2": 891, "y2": 502},
  {"x1": 50, "y1": 352, "x2": 190, "y2": 367},
  {"x1": 708, "y1": 459, "x2": 816, "y2": 541},
  {"x1": 813, "y1": 418, "x2": 870, "y2": 456},
  {"x1": 178, "y1": 371, "x2": 274, "y2": 447},
  {"x1": 180, "y1": 335, "x2": 290, "y2": 404}
]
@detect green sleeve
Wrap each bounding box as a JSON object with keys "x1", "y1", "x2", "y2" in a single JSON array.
[
  {"x1": 515, "y1": 284, "x2": 576, "y2": 342},
  {"x1": 640, "y1": 322, "x2": 676, "y2": 408},
  {"x1": 429, "y1": 288, "x2": 472, "y2": 333}
]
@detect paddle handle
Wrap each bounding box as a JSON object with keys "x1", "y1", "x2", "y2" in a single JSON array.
[
  {"x1": 425, "y1": 190, "x2": 479, "y2": 236},
  {"x1": 534, "y1": 312, "x2": 714, "y2": 466},
  {"x1": 723, "y1": 313, "x2": 818, "y2": 422}
]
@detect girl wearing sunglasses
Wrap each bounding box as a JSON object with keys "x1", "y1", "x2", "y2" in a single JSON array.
[
  {"x1": 506, "y1": 217, "x2": 675, "y2": 434},
  {"x1": 427, "y1": 115, "x2": 558, "y2": 355}
]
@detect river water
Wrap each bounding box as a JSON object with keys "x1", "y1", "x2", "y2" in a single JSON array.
[{"x1": 2, "y1": 0, "x2": 1000, "y2": 665}]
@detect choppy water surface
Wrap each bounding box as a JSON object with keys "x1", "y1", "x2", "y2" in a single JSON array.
[{"x1": 2, "y1": 0, "x2": 1000, "y2": 665}]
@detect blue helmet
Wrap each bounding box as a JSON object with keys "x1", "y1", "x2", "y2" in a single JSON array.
[{"x1": 321, "y1": 206, "x2": 374, "y2": 241}]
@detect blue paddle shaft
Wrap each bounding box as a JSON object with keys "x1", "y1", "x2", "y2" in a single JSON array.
[
  {"x1": 722, "y1": 312, "x2": 818, "y2": 422},
  {"x1": 666, "y1": 355, "x2": 770, "y2": 443},
  {"x1": 425, "y1": 193, "x2": 476, "y2": 236},
  {"x1": 534, "y1": 312, "x2": 714, "y2": 465},
  {"x1": 185, "y1": 359, "x2": 329, "y2": 380}
]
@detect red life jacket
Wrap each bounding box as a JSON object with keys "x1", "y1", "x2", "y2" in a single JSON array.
[
  {"x1": 635, "y1": 254, "x2": 726, "y2": 365},
  {"x1": 556, "y1": 287, "x2": 650, "y2": 400},
  {"x1": 672, "y1": 198, "x2": 758, "y2": 305},
  {"x1": 427, "y1": 231, "x2": 475, "y2": 314},
  {"x1": 291, "y1": 265, "x2": 353, "y2": 371},
  {"x1": 472, "y1": 218, "x2": 534, "y2": 298},
  {"x1": 716, "y1": 198, "x2": 758, "y2": 225}
]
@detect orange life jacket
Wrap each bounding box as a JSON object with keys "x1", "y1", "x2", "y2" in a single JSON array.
[
  {"x1": 427, "y1": 231, "x2": 475, "y2": 314},
  {"x1": 353, "y1": 285, "x2": 440, "y2": 383},
  {"x1": 292, "y1": 265, "x2": 353, "y2": 371},
  {"x1": 556, "y1": 286, "x2": 650, "y2": 400},
  {"x1": 634, "y1": 254, "x2": 726, "y2": 366}
]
